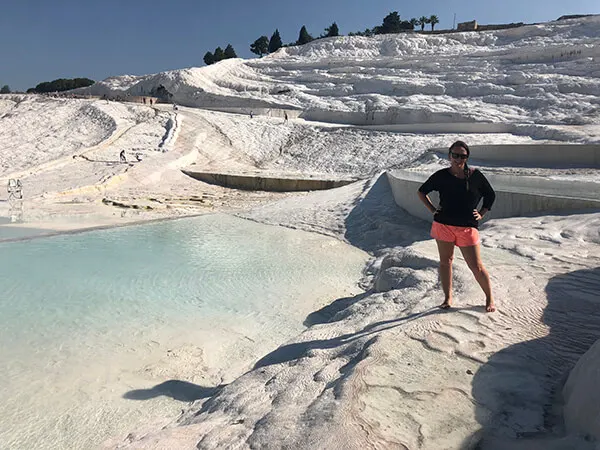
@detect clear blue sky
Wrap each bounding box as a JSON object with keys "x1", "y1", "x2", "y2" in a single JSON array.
[{"x1": 1, "y1": 0, "x2": 598, "y2": 91}]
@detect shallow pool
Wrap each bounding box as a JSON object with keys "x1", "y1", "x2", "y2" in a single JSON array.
[{"x1": 0, "y1": 214, "x2": 367, "y2": 449}]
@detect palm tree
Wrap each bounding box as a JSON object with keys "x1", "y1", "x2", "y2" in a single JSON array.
[
  {"x1": 418, "y1": 16, "x2": 429, "y2": 32},
  {"x1": 429, "y1": 15, "x2": 439, "y2": 31},
  {"x1": 409, "y1": 18, "x2": 418, "y2": 30}
]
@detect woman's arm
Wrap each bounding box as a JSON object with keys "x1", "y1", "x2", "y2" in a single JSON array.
[
  {"x1": 480, "y1": 176, "x2": 496, "y2": 211},
  {"x1": 475, "y1": 171, "x2": 495, "y2": 220},
  {"x1": 417, "y1": 191, "x2": 437, "y2": 214},
  {"x1": 417, "y1": 172, "x2": 439, "y2": 215},
  {"x1": 473, "y1": 207, "x2": 489, "y2": 221}
]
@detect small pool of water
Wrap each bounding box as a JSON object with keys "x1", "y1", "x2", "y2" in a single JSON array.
[{"x1": 0, "y1": 214, "x2": 367, "y2": 449}]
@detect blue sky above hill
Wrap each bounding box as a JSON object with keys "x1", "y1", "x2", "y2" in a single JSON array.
[{"x1": 1, "y1": 0, "x2": 598, "y2": 91}]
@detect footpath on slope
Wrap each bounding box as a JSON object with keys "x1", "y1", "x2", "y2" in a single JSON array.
[{"x1": 0, "y1": 103, "x2": 292, "y2": 241}]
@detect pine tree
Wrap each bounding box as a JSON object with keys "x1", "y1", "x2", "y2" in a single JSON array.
[
  {"x1": 379, "y1": 12, "x2": 402, "y2": 34},
  {"x1": 297, "y1": 25, "x2": 313, "y2": 45},
  {"x1": 224, "y1": 44, "x2": 237, "y2": 59},
  {"x1": 269, "y1": 29, "x2": 283, "y2": 53},
  {"x1": 213, "y1": 46, "x2": 225, "y2": 62},
  {"x1": 323, "y1": 22, "x2": 340, "y2": 37},
  {"x1": 203, "y1": 51, "x2": 215, "y2": 65},
  {"x1": 250, "y1": 36, "x2": 269, "y2": 57}
]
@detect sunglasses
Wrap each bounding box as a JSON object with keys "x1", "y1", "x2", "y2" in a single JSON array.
[{"x1": 450, "y1": 152, "x2": 468, "y2": 160}]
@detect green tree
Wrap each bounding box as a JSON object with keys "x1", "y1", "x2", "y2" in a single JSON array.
[
  {"x1": 31, "y1": 78, "x2": 94, "y2": 93},
  {"x1": 409, "y1": 18, "x2": 418, "y2": 30},
  {"x1": 224, "y1": 44, "x2": 237, "y2": 59},
  {"x1": 400, "y1": 20, "x2": 413, "y2": 30},
  {"x1": 418, "y1": 16, "x2": 430, "y2": 31},
  {"x1": 0, "y1": 85, "x2": 10, "y2": 94},
  {"x1": 297, "y1": 25, "x2": 313, "y2": 45},
  {"x1": 378, "y1": 11, "x2": 402, "y2": 34},
  {"x1": 269, "y1": 29, "x2": 283, "y2": 53},
  {"x1": 429, "y1": 15, "x2": 439, "y2": 31},
  {"x1": 204, "y1": 51, "x2": 215, "y2": 65},
  {"x1": 250, "y1": 35, "x2": 269, "y2": 57},
  {"x1": 324, "y1": 22, "x2": 339, "y2": 37},
  {"x1": 348, "y1": 27, "x2": 373, "y2": 37},
  {"x1": 213, "y1": 46, "x2": 225, "y2": 62}
]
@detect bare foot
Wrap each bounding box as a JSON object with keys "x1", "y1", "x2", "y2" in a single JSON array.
[
  {"x1": 439, "y1": 300, "x2": 452, "y2": 309},
  {"x1": 486, "y1": 299, "x2": 496, "y2": 313}
]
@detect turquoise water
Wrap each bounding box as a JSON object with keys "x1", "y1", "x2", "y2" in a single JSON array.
[{"x1": 0, "y1": 214, "x2": 367, "y2": 449}]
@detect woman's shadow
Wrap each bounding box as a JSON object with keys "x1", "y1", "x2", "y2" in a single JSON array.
[
  {"x1": 123, "y1": 380, "x2": 225, "y2": 402},
  {"x1": 465, "y1": 267, "x2": 600, "y2": 449}
]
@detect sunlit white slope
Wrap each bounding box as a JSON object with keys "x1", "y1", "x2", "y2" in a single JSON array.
[
  {"x1": 0, "y1": 96, "x2": 116, "y2": 176},
  {"x1": 81, "y1": 16, "x2": 600, "y2": 126}
]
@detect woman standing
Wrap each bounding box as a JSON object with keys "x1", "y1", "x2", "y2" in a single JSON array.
[{"x1": 417, "y1": 140, "x2": 496, "y2": 312}]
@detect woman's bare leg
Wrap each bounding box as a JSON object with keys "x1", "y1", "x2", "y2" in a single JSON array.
[
  {"x1": 459, "y1": 244, "x2": 495, "y2": 312},
  {"x1": 436, "y1": 240, "x2": 455, "y2": 308}
]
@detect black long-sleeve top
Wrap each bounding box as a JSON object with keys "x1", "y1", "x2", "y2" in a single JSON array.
[{"x1": 418, "y1": 168, "x2": 496, "y2": 229}]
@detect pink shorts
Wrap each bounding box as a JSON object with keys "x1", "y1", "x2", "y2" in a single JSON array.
[{"x1": 431, "y1": 222, "x2": 480, "y2": 247}]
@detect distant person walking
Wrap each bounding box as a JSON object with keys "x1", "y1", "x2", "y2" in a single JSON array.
[
  {"x1": 417, "y1": 140, "x2": 496, "y2": 312},
  {"x1": 284, "y1": 112, "x2": 288, "y2": 122},
  {"x1": 7, "y1": 179, "x2": 23, "y2": 200},
  {"x1": 119, "y1": 150, "x2": 126, "y2": 163}
]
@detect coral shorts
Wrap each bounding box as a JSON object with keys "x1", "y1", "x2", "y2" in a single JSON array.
[{"x1": 431, "y1": 221, "x2": 480, "y2": 247}]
